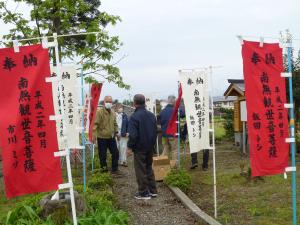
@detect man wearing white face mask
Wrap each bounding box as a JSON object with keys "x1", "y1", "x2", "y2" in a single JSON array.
[{"x1": 93, "y1": 96, "x2": 121, "y2": 175}]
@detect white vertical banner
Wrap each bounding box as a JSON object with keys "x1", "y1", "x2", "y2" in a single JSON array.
[
  {"x1": 145, "y1": 94, "x2": 155, "y2": 113},
  {"x1": 51, "y1": 65, "x2": 80, "y2": 150},
  {"x1": 79, "y1": 93, "x2": 91, "y2": 133},
  {"x1": 180, "y1": 70, "x2": 210, "y2": 153}
]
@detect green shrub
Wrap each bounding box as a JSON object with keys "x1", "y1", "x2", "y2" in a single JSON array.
[
  {"x1": 47, "y1": 206, "x2": 70, "y2": 225},
  {"x1": 1, "y1": 165, "x2": 127, "y2": 225},
  {"x1": 74, "y1": 185, "x2": 93, "y2": 195},
  {"x1": 18, "y1": 193, "x2": 44, "y2": 207},
  {"x1": 78, "y1": 208, "x2": 129, "y2": 225},
  {"x1": 164, "y1": 169, "x2": 192, "y2": 192},
  {"x1": 4, "y1": 204, "x2": 42, "y2": 225},
  {"x1": 87, "y1": 173, "x2": 113, "y2": 190},
  {"x1": 15, "y1": 194, "x2": 44, "y2": 217},
  {"x1": 81, "y1": 189, "x2": 128, "y2": 225},
  {"x1": 97, "y1": 190, "x2": 116, "y2": 203},
  {"x1": 218, "y1": 108, "x2": 234, "y2": 139},
  {"x1": 84, "y1": 190, "x2": 115, "y2": 213}
]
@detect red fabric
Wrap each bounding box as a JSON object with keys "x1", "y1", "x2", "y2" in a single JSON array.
[
  {"x1": 242, "y1": 41, "x2": 289, "y2": 177},
  {"x1": 0, "y1": 44, "x2": 62, "y2": 198},
  {"x1": 88, "y1": 83, "x2": 102, "y2": 141},
  {"x1": 166, "y1": 85, "x2": 182, "y2": 136}
]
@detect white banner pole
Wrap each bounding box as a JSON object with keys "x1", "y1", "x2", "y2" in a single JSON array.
[
  {"x1": 208, "y1": 66, "x2": 218, "y2": 218},
  {"x1": 53, "y1": 33, "x2": 78, "y2": 225}
]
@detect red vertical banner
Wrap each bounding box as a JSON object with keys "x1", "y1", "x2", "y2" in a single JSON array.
[
  {"x1": 0, "y1": 44, "x2": 62, "y2": 198},
  {"x1": 88, "y1": 83, "x2": 102, "y2": 141},
  {"x1": 166, "y1": 84, "x2": 182, "y2": 136},
  {"x1": 242, "y1": 41, "x2": 289, "y2": 177}
]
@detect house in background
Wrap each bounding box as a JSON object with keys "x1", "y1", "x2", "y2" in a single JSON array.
[
  {"x1": 99, "y1": 103, "x2": 135, "y2": 117},
  {"x1": 122, "y1": 104, "x2": 135, "y2": 117},
  {"x1": 213, "y1": 96, "x2": 236, "y2": 109},
  {"x1": 224, "y1": 79, "x2": 246, "y2": 147}
]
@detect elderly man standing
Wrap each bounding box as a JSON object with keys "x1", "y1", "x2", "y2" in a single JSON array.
[
  {"x1": 127, "y1": 94, "x2": 158, "y2": 200},
  {"x1": 115, "y1": 104, "x2": 129, "y2": 167},
  {"x1": 93, "y1": 96, "x2": 120, "y2": 175},
  {"x1": 159, "y1": 95, "x2": 178, "y2": 162}
]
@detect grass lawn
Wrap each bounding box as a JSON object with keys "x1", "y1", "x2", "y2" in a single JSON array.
[
  {"x1": 182, "y1": 141, "x2": 300, "y2": 225},
  {"x1": 214, "y1": 119, "x2": 226, "y2": 140}
]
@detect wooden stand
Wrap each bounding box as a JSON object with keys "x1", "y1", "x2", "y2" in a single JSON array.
[{"x1": 153, "y1": 156, "x2": 171, "y2": 181}]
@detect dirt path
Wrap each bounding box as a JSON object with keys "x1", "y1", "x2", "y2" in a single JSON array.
[{"x1": 113, "y1": 159, "x2": 198, "y2": 225}]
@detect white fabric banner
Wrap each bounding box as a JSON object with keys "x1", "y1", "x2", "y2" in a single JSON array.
[
  {"x1": 51, "y1": 65, "x2": 80, "y2": 150},
  {"x1": 79, "y1": 93, "x2": 91, "y2": 134},
  {"x1": 180, "y1": 70, "x2": 210, "y2": 153}
]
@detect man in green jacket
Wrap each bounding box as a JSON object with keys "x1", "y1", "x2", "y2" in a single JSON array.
[{"x1": 93, "y1": 96, "x2": 120, "y2": 174}]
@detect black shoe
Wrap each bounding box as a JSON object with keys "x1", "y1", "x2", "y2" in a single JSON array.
[
  {"x1": 202, "y1": 167, "x2": 208, "y2": 171},
  {"x1": 190, "y1": 164, "x2": 198, "y2": 170},
  {"x1": 134, "y1": 191, "x2": 151, "y2": 200}
]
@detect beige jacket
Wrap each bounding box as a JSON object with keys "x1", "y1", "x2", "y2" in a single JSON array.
[{"x1": 93, "y1": 107, "x2": 118, "y2": 139}]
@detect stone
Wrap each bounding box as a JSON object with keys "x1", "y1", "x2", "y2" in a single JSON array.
[{"x1": 40, "y1": 191, "x2": 86, "y2": 220}]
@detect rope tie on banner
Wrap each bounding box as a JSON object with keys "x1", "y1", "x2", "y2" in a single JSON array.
[
  {"x1": 259, "y1": 37, "x2": 264, "y2": 48},
  {"x1": 12, "y1": 40, "x2": 20, "y2": 52},
  {"x1": 281, "y1": 72, "x2": 292, "y2": 78}
]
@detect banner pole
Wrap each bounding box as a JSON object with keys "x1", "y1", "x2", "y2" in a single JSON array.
[
  {"x1": 242, "y1": 121, "x2": 246, "y2": 154},
  {"x1": 53, "y1": 34, "x2": 78, "y2": 225},
  {"x1": 177, "y1": 81, "x2": 181, "y2": 167},
  {"x1": 286, "y1": 31, "x2": 297, "y2": 225},
  {"x1": 80, "y1": 63, "x2": 87, "y2": 192},
  {"x1": 209, "y1": 66, "x2": 218, "y2": 218},
  {"x1": 91, "y1": 143, "x2": 95, "y2": 172}
]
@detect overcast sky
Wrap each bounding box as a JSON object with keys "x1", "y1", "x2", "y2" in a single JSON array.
[
  {"x1": 99, "y1": 0, "x2": 299, "y2": 101},
  {"x1": 1, "y1": 0, "x2": 299, "y2": 101}
]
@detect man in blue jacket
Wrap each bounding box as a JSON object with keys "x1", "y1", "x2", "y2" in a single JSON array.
[
  {"x1": 127, "y1": 94, "x2": 158, "y2": 200},
  {"x1": 159, "y1": 95, "x2": 178, "y2": 163}
]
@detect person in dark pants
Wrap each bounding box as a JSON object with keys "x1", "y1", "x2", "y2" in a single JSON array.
[
  {"x1": 190, "y1": 150, "x2": 209, "y2": 171},
  {"x1": 181, "y1": 123, "x2": 209, "y2": 171},
  {"x1": 127, "y1": 94, "x2": 158, "y2": 200},
  {"x1": 93, "y1": 96, "x2": 121, "y2": 175}
]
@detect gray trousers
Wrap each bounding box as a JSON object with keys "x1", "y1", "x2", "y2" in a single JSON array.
[{"x1": 134, "y1": 150, "x2": 157, "y2": 194}]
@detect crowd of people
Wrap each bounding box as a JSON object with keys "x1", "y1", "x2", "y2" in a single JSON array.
[{"x1": 92, "y1": 94, "x2": 209, "y2": 200}]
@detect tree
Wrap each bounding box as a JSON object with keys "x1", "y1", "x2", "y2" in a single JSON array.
[
  {"x1": 122, "y1": 99, "x2": 133, "y2": 106},
  {"x1": 219, "y1": 108, "x2": 234, "y2": 139},
  {"x1": 292, "y1": 55, "x2": 300, "y2": 142},
  {"x1": 284, "y1": 49, "x2": 300, "y2": 128},
  {"x1": 0, "y1": 0, "x2": 130, "y2": 89}
]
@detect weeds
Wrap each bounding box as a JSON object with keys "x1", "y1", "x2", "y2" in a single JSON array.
[
  {"x1": 87, "y1": 172, "x2": 113, "y2": 190},
  {"x1": 1, "y1": 172, "x2": 128, "y2": 225},
  {"x1": 164, "y1": 168, "x2": 192, "y2": 192}
]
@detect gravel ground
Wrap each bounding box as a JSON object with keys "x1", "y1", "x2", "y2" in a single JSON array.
[{"x1": 113, "y1": 159, "x2": 198, "y2": 225}]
